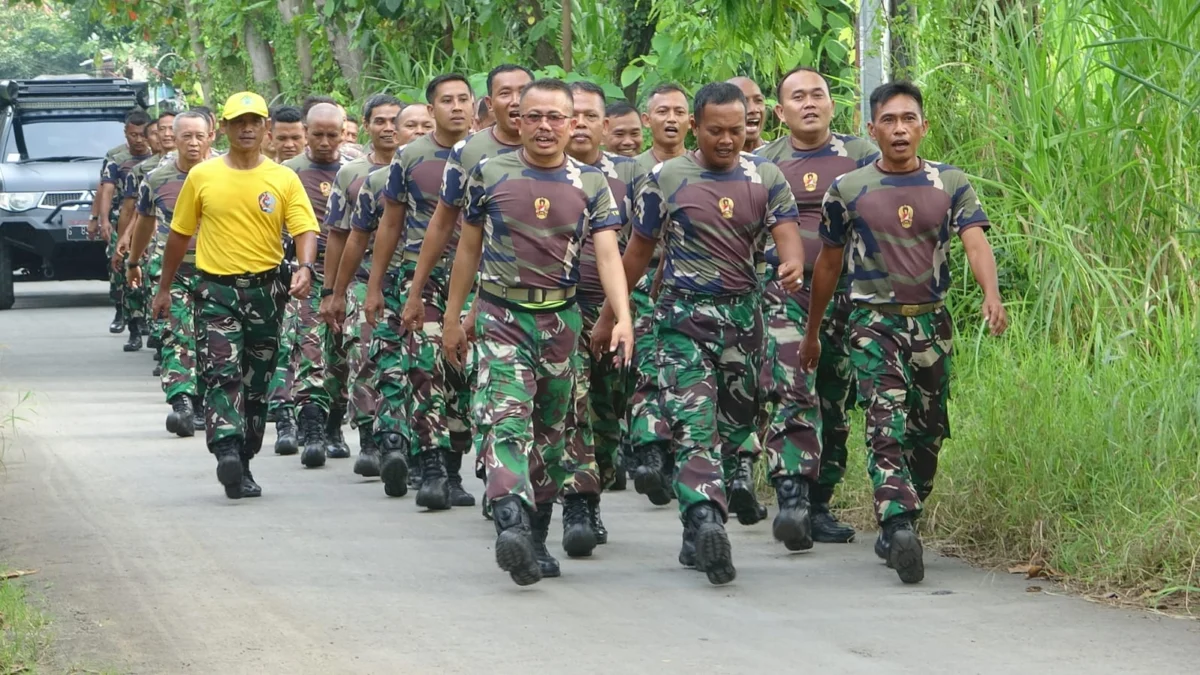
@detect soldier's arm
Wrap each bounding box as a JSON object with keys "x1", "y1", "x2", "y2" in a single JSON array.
[
  {"x1": 769, "y1": 220, "x2": 805, "y2": 290},
  {"x1": 94, "y1": 183, "x2": 116, "y2": 232},
  {"x1": 805, "y1": 244, "x2": 843, "y2": 337},
  {"x1": 364, "y1": 197, "x2": 407, "y2": 297},
  {"x1": 116, "y1": 196, "x2": 137, "y2": 240},
  {"x1": 596, "y1": 231, "x2": 656, "y2": 331},
  {"x1": 594, "y1": 229, "x2": 631, "y2": 327},
  {"x1": 323, "y1": 229, "x2": 349, "y2": 292},
  {"x1": 405, "y1": 200, "x2": 460, "y2": 300},
  {"x1": 127, "y1": 213, "x2": 157, "y2": 263},
  {"x1": 960, "y1": 228, "x2": 1007, "y2": 335},
  {"x1": 444, "y1": 222, "x2": 483, "y2": 333}
]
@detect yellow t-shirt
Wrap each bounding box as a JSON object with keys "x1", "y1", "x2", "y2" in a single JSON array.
[{"x1": 170, "y1": 156, "x2": 320, "y2": 275}]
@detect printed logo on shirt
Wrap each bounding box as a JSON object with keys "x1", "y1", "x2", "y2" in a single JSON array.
[
  {"x1": 259, "y1": 191, "x2": 277, "y2": 213},
  {"x1": 719, "y1": 197, "x2": 735, "y2": 219},
  {"x1": 534, "y1": 197, "x2": 550, "y2": 220},
  {"x1": 803, "y1": 172, "x2": 818, "y2": 192},
  {"x1": 320, "y1": 181, "x2": 332, "y2": 197}
]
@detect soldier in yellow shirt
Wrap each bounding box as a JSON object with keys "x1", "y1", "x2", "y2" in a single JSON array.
[{"x1": 152, "y1": 92, "x2": 320, "y2": 500}]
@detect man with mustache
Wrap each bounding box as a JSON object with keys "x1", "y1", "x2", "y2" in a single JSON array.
[
  {"x1": 728, "y1": 77, "x2": 767, "y2": 153},
  {"x1": 152, "y1": 92, "x2": 319, "y2": 500},
  {"x1": 754, "y1": 66, "x2": 878, "y2": 551},
  {"x1": 603, "y1": 101, "x2": 643, "y2": 158},
  {"x1": 561, "y1": 81, "x2": 644, "y2": 551},
  {"x1": 593, "y1": 82, "x2": 806, "y2": 585},
  {"x1": 446, "y1": 78, "x2": 632, "y2": 586},
  {"x1": 802, "y1": 81, "x2": 1007, "y2": 583},
  {"x1": 94, "y1": 109, "x2": 152, "y2": 337},
  {"x1": 390, "y1": 65, "x2": 533, "y2": 511},
  {"x1": 317, "y1": 94, "x2": 404, "y2": 478},
  {"x1": 280, "y1": 103, "x2": 350, "y2": 469}
]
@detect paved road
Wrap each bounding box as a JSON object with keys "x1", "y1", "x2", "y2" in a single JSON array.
[{"x1": 0, "y1": 281, "x2": 1196, "y2": 674}]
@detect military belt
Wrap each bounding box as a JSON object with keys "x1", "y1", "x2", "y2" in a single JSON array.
[
  {"x1": 200, "y1": 268, "x2": 280, "y2": 289},
  {"x1": 479, "y1": 280, "x2": 575, "y2": 303},
  {"x1": 857, "y1": 300, "x2": 945, "y2": 317},
  {"x1": 662, "y1": 287, "x2": 754, "y2": 307},
  {"x1": 755, "y1": 261, "x2": 767, "y2": 275}
]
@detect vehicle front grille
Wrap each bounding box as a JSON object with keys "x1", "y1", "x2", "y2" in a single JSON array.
[{"x1": 39, "y1": 191, "x2": 87, "y2": 209}]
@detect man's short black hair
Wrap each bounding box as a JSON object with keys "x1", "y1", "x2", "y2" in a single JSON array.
[
  {"x1": 519, "y1": 78, "x2": 575, "y2": 111},
  {"x1": 157, "y1": 110, "x2": 177, "y2": 123},
  {"x1": 641, "y1": 82, "x2": 687, "y2": 111},
  {"x1": 301, "y1": 94, "x2": 337, "y2": 120},
  {"x1": 693, "y1": 82, "x2": 746, "y2": 124},
  {"x1": 869, "y1": 81, "x2": 924, "y2": 121},
  {"x1": 425, "y1": 74, "x2": 471, "y2": 104},
  {"x1": 776, "y1": 66, "x2": 830, "y2": 100},
  {"x1": 270, "y1": 105, "x2": 303, "y2": 126},
  {"x1": 568, "y1": 81, "x2": 606, "y2": 107},
  {"x1": 476, "y1": 98, "x2": 490, "y2": 119},
  {"x1": 362, "y1": 94, "x2": 403, "y2": 123},
  {"x1": 125, "y1": 108, "x2": 151, "y2": 127},
  {"x1": 605, "y1": 101, "x2": 638, "y2": 118},
  {"x1": 486, "y1": 64, "x2": 534, "y2": 96}
]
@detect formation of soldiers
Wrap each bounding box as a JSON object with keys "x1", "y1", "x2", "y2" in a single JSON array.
[{"x1": 93, "y1": 65, "x2": 1007, "y2": 589}]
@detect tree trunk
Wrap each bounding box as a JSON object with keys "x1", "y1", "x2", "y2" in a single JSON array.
[
  {"x1": 278, "y1": 0, "x2": 314, "y2": 88},
  {"x1": 243, "y1": 16, "x2": 281, "y2": 100},
  {"x1": 522, "y1": 1, "x2": 561, "y2": 68},
  {"x1": 561, "y1": 0, "x2": 572, "y2": 72},
  {"x1": 615, "y1": 0, "x2": 656, "y2": 103},
  {"x1": 185, "y1": 0, "x2": 214, "y2": 103},
  {"x1": 890, "y1": 0, "x2": 917, "y2": 79},
  {"x1": 313, "y1": 0, "x2": 366, "y2": 99}
]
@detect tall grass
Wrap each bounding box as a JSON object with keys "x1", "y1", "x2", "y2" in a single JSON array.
[{"x1": 834, "y1": 0, "x2": 1200, "y2": 606}]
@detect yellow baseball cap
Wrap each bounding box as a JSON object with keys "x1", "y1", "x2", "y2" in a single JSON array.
[{"x1": 221, "y1": 91, "x2": 269, "y2": 120}]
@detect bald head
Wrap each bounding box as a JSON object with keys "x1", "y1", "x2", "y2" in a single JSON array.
[
  {"x1": 727, "y1": 76, "x2": 766, "y2": 150},
  {"x1": 305, "y1": 102, "x2": 344, "y2": 164}
]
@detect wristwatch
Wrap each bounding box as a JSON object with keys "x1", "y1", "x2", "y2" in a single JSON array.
[
  {"x1": 127, "y1": 261, "x2": 140, "y2": 269},
  {"x1": 298, "y1": 262, "x2": 316, "y2": 276},
  {"x1": 320, "y1": 288, "x2": 334, "y2": 298}
]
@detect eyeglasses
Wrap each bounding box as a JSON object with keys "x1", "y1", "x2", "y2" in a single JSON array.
[{"x1": 520, "y1": 112, "x2": 570, "y2": 127}]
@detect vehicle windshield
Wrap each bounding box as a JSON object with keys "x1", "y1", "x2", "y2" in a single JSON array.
[{"x1": 3, "y1": 119, "x2": 126, "y2": 162}]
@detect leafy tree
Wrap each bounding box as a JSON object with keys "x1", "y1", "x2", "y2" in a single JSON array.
[{"x1": 0, "y1": 5, "x2": 93, "y2": 79}]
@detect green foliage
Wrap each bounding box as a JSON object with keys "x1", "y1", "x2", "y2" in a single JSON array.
[
  {"x1": 0, "y1": 571, "x2": 50, "y2": 675},
  {"x1": 0, "y1": 5, "x2": 94, "y2": 79}
]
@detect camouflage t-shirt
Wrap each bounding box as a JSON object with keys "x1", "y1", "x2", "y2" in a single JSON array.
[
  {"x1": 124, "y1": 153, "x2": 166, "y2": 201},
  {"x1": 440, "y1": 126, "x2": 520, "y2": 210},
  {"x1": 350, "y1": 161, "x2": 405, "y2": 275},
  {"x1": 464, "y1": 151, "x2": 622, "y2": 291},
  {"x1": 577, "y1": 151, "x2": 642, "y2": 304},
  {"x1": 282, "y1": 152, "x2": 346, "y2": 250},
  {"x1": 820, "y1": 159, "x2": 990, "y2": 305},
  {"x1": 101, "y1": 144, "x2": 152, "y2": 226},
  {"x1": 633, "y1": 151, "x2": 799, "y2": 295},
  {"x1": 633, "y1": 148, "x2": 674, "y2": 262},
  {"x1": 137, "y1": 158, "x2": 196, "y2": 256},
  {"x1": 755, "y1": 132, "x2": 878, "y2": 269},
  {"x1": 327, "y1": 155, "x2": 389, "y2": 279},
  {"x1": 379, "y1": 133, "x2": 461, "y2": 269}
]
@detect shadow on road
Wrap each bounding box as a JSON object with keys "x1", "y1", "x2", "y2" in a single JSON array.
[{"x1": 9, "y1": 281, "x2": 111, "y2": 311}]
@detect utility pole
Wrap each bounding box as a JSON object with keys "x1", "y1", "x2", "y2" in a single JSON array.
[{"x1": 858, "y1": 0, "x2": 891, "y2": 129}]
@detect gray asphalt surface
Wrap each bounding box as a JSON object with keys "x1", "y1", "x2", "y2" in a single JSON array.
[{"x1": 1, "y1": 281, "x2": 1196, "y2": 674}]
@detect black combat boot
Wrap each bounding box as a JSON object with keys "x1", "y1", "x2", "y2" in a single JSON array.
[
  {"x1": 445, "y1": 451, "x2": 476, "y2": 506},
  {"x1": 587, "y1": 494, "x2": 608, "y2": 545},
  {"x1": 812, "y1": 503, "x2": 856, "y2": 543},
  {"x1": 165, "y1": 394, "x2": 195, "y2": 438},
  {"x1": 152, "y1": 364, "x2": 162, "y2": 377},
  {"x1": 147, "y1": 333, "x2": 161, "y2": 350},
  {"x1": 274, "y1": 408, "x2": 298, "y2": 455},
  {"x1": 192, "y1": 396, "x2": 206, "y2": 431},
  {"x1": 324, "y1": 405, "x2": 351, "y2": 459},
  {"x1": 727, "y1": 453, "x2": 766, "y2": 525},
  {"x1": 771, "y1": 475, "x2": 813, "y2": 551},
  {"x1": 379, "y1": 433, "x2": 410, "y2": 498},
  {"x1": 213, "y1": 438, "x2": 244, "y2": 500},
  {"x1": 492, "y1": 495, "x2": 541, "y2": 586},
  {"x1": 531, "y1": 502, "x2": 561, "y2": 578},
  {"x1": 298, "y1": 404, "x2": 328, "y2": 468},
  {"x1": 415, "y1": 449, "x2": 451, "y2": 511},
  {"x1": 123, "y1": 318, "x2": 144, "y2": 352},
  {"x1": 561, "y1": 494, "x2": 597, "y2": 557},
  {"x1": 609, "y1": 453, "x2": 627, "y2": 491},
  {"x1": 353, "y1": 424, "x2": 381, "y2": 477},
  {"x1": 878, "y1": 513, "x2": 925, "y2": 584},
  {"x1": 109, "y1": 304, "x2": 125, "y2": 334},
  {"x1": 678, "y1": 517, "x2": 697, "y2": 568},
  {"x1": 481, "y1": 474, "x2": 493, "y2": 520},
  {"x1": 240, "y1": 455, "x2": 262, "y2": 498},
  {"x1": 634, "y1": 442, "x2": 672, "y2": 506},
  {"x1": 686, "y1": 501, "x2": 736, "y2": 585}
]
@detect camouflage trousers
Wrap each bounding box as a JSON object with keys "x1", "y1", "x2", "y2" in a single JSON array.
[
  {"x1": 850, "y1": 306, "x2": 952, "y2": 523},
  {"x1": 656, "y1": 290, "x2": 763, "y2": 520},
  {"x1": 370, "y1": 270, "x2": 410, "y2": 444},
  {"x1": 161, "y1": 263, "x2": 202, "y2": 402},
  {"x1": 107, "y1": 229, "x2": 123, "y2": 307},
  {"x1": 569, "y1": 298, "x2": 627, "y2": 494},
  {"x1": 292, "y1": 275, "x2": 349, "y2": 413},
  {"x1": 145, "y1": 245, "x2": 166, "y2": 341},
  {"x1": 626, "y1": 270, "x2": 671, "y2": 454},
  {"x1": 476, "y1": 298, "x2": 580, "y2": 508},
  {"x1": 196, "y1": 273, "x2": 287, "y2": 455},
  {"x1": 760, "y1": 280, "x2": 855, "y2": 500},
  {"x1": 344, "y1": 278, "x2": 380, "y2": 429},
  {"x1": 266, "y1": 298, "x2": 299, "y2": 414}
]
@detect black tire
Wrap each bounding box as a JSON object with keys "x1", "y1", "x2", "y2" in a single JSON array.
[{"x1": 0, "y1": 239, "x2": 14, "y2": 310}]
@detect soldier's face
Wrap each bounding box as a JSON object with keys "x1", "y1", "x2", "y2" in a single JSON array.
[
  {"x1": 125, "y1": 122, "x2": 149, "y2": 155},
  {"x1": 488, "y1": 70, "x2": 534, "y2": 137},
  {"x1": 519, "y1": 88, "x2": 575, "y2": 161},
  {"x1": 146, "y1": 125, "x2": 161, "y2": 155},
  {"x1": 271, "y1": 122, "x2": 305, "y2": 161},
  {"x1": 730, "y1": 77, "x2": 766, "y2": 144},
  {"x1": 176, "y1": 117, "x2": 211, "y2": 163},
  {"x1": 342, "y1": 121, "x2": 359, "y2": 144},
  {"x1": 224, "y1": 114, "x2": 267, "y2": 153},
  {"x1": 776, "y1": 70, "x2": 833, "y2": 140},
  {"x1": 568, "y1": 91, "x2": 605, "y2": 160},
  {"x1": 158, "y1": 116, "x2": 177, "y2": 152},
  {"x1": 868, "y1": 94, "x2": 928, "y2": 165},
  {"x1": 306, "y1": 118, "x2": 343, "y2": 164},
  {"x1": 430, "y1": 80, "x2": 473, "y2": 135},
  {"x1": 604, "y1": 112, "x2": 643, "y2": 157},
  {"x1": 396, "y1": 105, "x2": 435, "y2": 147},
  {"x1": 642, "y1": 91, "x2": 689, "y2": 150},
  {"x1": 367, "y1": 104, "x2": 401, "y2": 152},
  {"x1": 692, "y1": 101, "x2": 746, "y2": 171}
]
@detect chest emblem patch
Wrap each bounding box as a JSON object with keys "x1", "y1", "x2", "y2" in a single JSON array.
[
  {"x1": 898, "y1": 204, "x2": 914, "y2": 229},
  {"x1": 534, "y1": 197, "x2": 551, "y2": 220},
  {"x1": 320, "y1": 181, "x2": 332, "y2": 197},
  {"x1": 719, "y1": 197, "x2": 735, "y2": 219},
  {"x1": 803, "y1": 172, "x2": 818, "y2": 192},
  {"x1": 259, "y1": 191, "x2": 277, "y2": 214}
]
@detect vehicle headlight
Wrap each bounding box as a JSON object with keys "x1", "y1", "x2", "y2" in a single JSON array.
[{"x1": 0, "y1": 192, "x2": 43, "y2": 212}]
